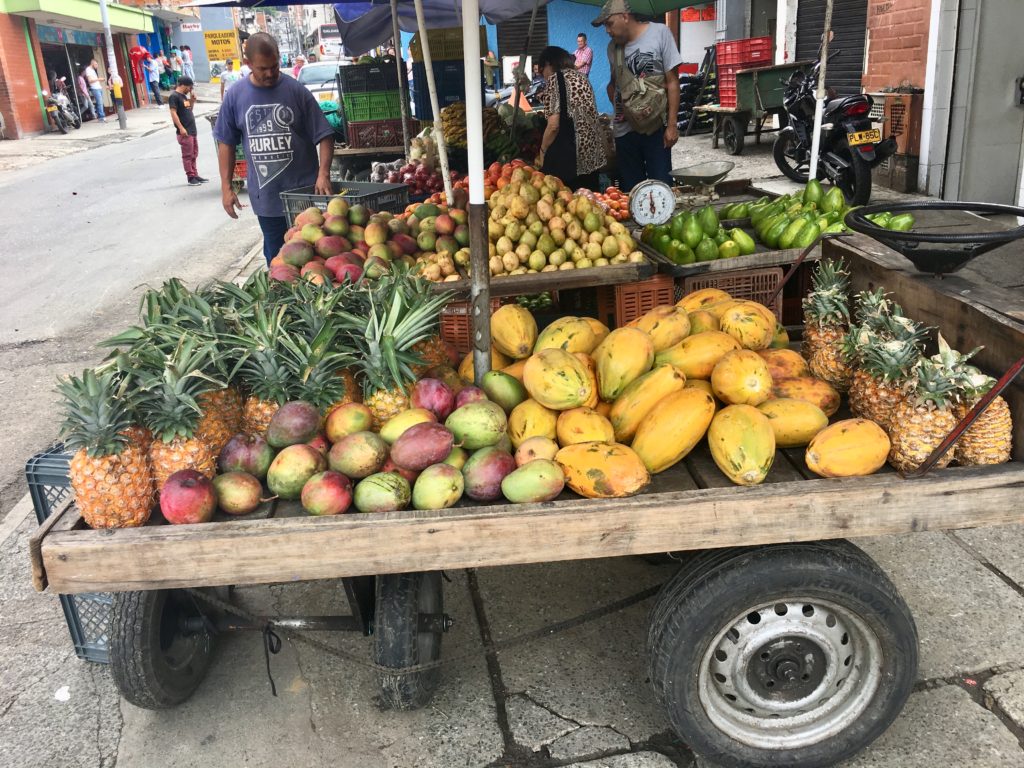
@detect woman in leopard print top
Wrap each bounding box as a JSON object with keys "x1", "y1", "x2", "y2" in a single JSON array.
[{"x1": 536, "y1": 46, "x2": 607, "y2": 190}]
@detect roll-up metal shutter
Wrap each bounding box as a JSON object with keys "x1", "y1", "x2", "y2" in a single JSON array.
[
  {"x1": 796, "y1": 0, "x2": 868, "y2": 96},
  {"x1": 497, "y1": 6, "x2": 549, "y2": 60}
]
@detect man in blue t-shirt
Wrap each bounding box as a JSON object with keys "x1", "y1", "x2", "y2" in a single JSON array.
[{"x1": 214, "y1": 32, "x2": 335, "y2": 265}]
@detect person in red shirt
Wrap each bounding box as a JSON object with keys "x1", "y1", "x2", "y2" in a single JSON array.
[{"x1": 574, "y1": 33, "x2": 594, "y2": 77}]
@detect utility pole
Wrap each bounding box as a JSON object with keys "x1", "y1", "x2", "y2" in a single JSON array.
[{"x1": 98, "y1": 0, "x2": 127, "y2": 129}]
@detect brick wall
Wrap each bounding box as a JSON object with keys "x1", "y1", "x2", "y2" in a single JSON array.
[
  {"x1": 861, "y1": 0, "x2": 931, "y2": 92},
  {"x1": 0, "y1": 14, "x2": 49, "y2": 138}
]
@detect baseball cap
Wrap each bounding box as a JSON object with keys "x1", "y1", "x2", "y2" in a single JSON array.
[{"x1": 591, "y1": 0, "x2": 632, "y2": 27}]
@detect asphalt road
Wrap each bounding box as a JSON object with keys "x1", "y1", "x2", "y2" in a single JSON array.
[{"x1": 0, "y1": 123, "x2": 260, "y2": 521}]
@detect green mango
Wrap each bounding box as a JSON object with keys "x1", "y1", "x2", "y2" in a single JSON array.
[
  {"x1": 778, "y1": 218, "x2": 809, "y2": 249},
  {"x1": 729, "y1": 228, "x2": 757, "y2": 255},
  {"x1": 695, "y1": 237, "x2": 719, "y2": 262},
  {"x1": 669, "y1": 211, "x2": 689, "y2": 242},
  {"x1": 697, "y1": 205, "x2": 720, "y2": 237},
  {"x1": 682, "y1": 216, "x2": 705, "y2": 250},
  {"x1": 793, "y1": 222, "x2": 820, "y2": 249},
  {"x1": 668, "y1": 240, "x2": 695, "y2": 265},
  {"x1": 718, "y1": 240, "x2": 741, "y2": 259},
  {"x1": 764, "y1": 219, "x2": 791, "y2": 249},
  {"x1": 713, "y1": 228, "x2": 730, "y2": 246},
  {"x1": 803, "y1": 179, "x2": 825, "y2": 205},
  {"x1": 887, "y1": 213, "x2": 915, "y2": 231},
  {"x1": 821, "y1": 186, "x2": 845, "y2": 214}
]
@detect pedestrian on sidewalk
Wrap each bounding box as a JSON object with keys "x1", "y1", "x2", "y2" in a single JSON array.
[
  {"x1": 182, "y1": 46, "x2": 196, "y2": 80},
  {"x1": 170, "y1": 47, "x2": 183, "y2": 83},
  {"x1": 145, "y1": 55, "x2": 163, "y2": 106},
  {"x1": 84, "y1": 58, "x2": 106, "y2": 123},
  {"x1": 75, "y1": 66, "x2": 95, "y2": 121},
  {"x1": 214, "y1": 33, "x2": 334, "y2": 265},
  {"x1": 169, "y1": 76, "x2": 207, "y2": 186},
  {"x1": 220, "y1": 58, "x2": 242, "y2": 101},
  {"x1": 159, "y1": 51, "x2": 173, "y2": 90}
]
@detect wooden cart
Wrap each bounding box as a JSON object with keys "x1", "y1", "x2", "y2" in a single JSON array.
[
  {"x1": 29, "y1": 234, "x2": 1024, "y2": 768},
  {"x1": 695, "y1": 62, "x2": 808, "y2": 156}
]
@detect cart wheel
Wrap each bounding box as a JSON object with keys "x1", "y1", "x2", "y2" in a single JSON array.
[
  {"x1": 723, "y1": 117, "x2": 745, "y2": 155},
  {"x1": 109, "y1": 590, "x2": 215, "y2": 709},
  {"x1": 647, "y1": 542, "x2": 917, "y2": 768},
  {"x1": 373, "y1": 571, "x2": 444, "y2": 711},
  {"x1": 232, "y1": 179, "x2": 244, "y2": 194}
]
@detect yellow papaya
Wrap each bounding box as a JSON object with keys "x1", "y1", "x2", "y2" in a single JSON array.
[
  {"x1": 684, "y1": 378, "x2": 717, "y2": 404},
  {"x1": 573, "y1": 352, "x2": 600, "y2": 408},
  {"x1": 770, "y1": 323, "x2": 790, "y2": 349},
  {"x1": 580, "y1": 316, "x2": 610, "y2": 347},
  {"x1": 459, "y1": 347, "x2": 512, "y2": 383},
  {"x1": 757, "y1": 348, "x2": 810, "y2": 382},
  {"x1": 719, "y1": 301, "x2": 775, "y2": 350},
  {"x1": 688, "y1": 310, "x2": 719, "y2": 334},
  {"x1": 632, "y1": 388, "x2": 716, "y2": 473},
  {"x1": 533, "y1": 316, "x2": 598, "y2": 354},
  {"x1": 626, "y1": 305, "x2": 692, "y2": 352},
  {"x1": 508, "y1": 399, "x2": 558, "y2": 448},
  {"x1": 593, "y1": 327, "x2": 655, "y2": 401},
  {"x1": 555, "y1": 441, "x2": 651, "y2": 498},
  {"x1": 522, "y1": 349, "x2": 594, "y2": 411},
  {"x1": 491, "y1": 304, "x2": 538, "y2": 359},
  {"x1": 806, "y1": 418, "x2": 891, "y2": 477},
  {"x1": 609, "y1": 364, "x2": 687, "y2": 443},
  {"x1": 594, "y1": 400, "x2": 613, "y2": 419},
  {"x1": 677, "y1": 287, "x2": 732, "y2": 313},
  {"x1": 772, "y1": 377, "x2": 841, "y2": 417},
  {"x1": 502, "y1": 359, "x2": 528, "y2": 383},
  {"x1": 656, "y1": 331, "x2": 742, "y2": 381},
  {"x1": 758, "y1": 398, "x2": 829, "y2": 448},
  {"x1": 711, "y1": 350, "x2": 773, "y2": 406},
  {"x1": 707, "y1": 404, "x2": 776, "y2": 485},
  {"x1": 556, "y1": 407, "x2": 616, "y2": 447}
]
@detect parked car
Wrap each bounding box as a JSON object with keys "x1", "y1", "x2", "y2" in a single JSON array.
[{"x1": 297, "y1": 62, "x2": 342, "y2": 104}]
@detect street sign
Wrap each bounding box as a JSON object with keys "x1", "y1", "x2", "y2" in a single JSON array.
[
  {"x1": 180, "y1": 22, "x2": 202, "y2": 32},
  {"x1": 204, "y1": 29, "x2": 239, "y2": 62}
]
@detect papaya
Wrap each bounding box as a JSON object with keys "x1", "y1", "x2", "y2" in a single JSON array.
[
  {"x1": 681, "y1": 216, "x2": 704, "y2": 250},
  {"x1": 459, "y1": 347, "x2": 512, "y2": 383},
  {"x1": 719, "y1": 301, "x2": 775, "y2": 350},
  {"x1": 707, "y1": 405, "x2": 776, "y2": 486},
  {"x1": 522, "y1": 348, "x2": 594, "y2": 411},
  {"x1": 508, "y1": 399, "x2": 558, "y2": 448},
  {"x1": 626, "y1": 306, "x2": 692, "y2": 352},
  {"x1": 555, "y1": 441, "x2": 650, "y2": 498},
  {"x1": 701, "y1": 299, "x2": 744, "y2": 321},
  {"x1": 763, "y1": 218, "x2": 791, "y2": 249},
  {"x1": 502, "y1": 359, "x2": 528, "y2": 382},
  {"x1": 778, "y1": 218, "x2": 808, "y2": 250},
  {"x1": 803, "y1": 179, "x2": 824, "y2": 205},
  {"x1": 695, "y1": 238, "x2": 719, "y2": 262},
  {"x1": 556, "y1": 407, "x2": 615, "y2": 447},
  {"x1": 593, "y1": 328, "x2": 655, "y2": 401},
  {"x1": 770, "y1": 324, "x2": 790, "y2": 349},
  {"x1": 669, "y1": 211, "x2": 689, "y2": 242},
  {"x1": 793, "y1": 221, "x2": 820, "y2": 249},
  {"x1": 579, "y1": 316, "x2": 610, "y2": 347},
  {"x1": 758, "y1": 398, "x2": 829, "y2": 448},
  {"x1": 656, "y1": 331, "x2": 742, "y2": 380},
  {"x1": 688, "y1": 310, "x2": 719, "y2": 334},
  {"x1": 491, "y1": 304, "x2": 538, "y2": 359},
  {"x1": 772, "y1": 376, "x2": 841, "y2": 416},
  {"x1": 677, "y1": 288, "x2": 732, "y2": 313},
  {"x1": 805, "y1": 418, "x2": 891, "y2": 477},
  {"x1": 757, "y1": 348, "x2": 810, "y2": 381},
  {"x1": 684, "y1": 378, "x2": 717, "y2": 408},
  {"x1": 710, "y1": 349, "x2": 774, "y2": 406},
  {"x1": 631, "y1": 388, "x2": 716, "y2": 473},
  {"x1": 609, "y1": 364, "x2": 687, "y2": 443},
  {"x1": 533, "y1": 316, "x2": 598, "y2": 354},
  {"x1": 887, "y1": 213, "x2": 915, "y2": 232},
  {"x1": 697, "y1": 204, "x2": 719, "y2": 236},
  {"x1": 594, "y1": 400, "x2": 613, "y2": 419},
  {"x1": 572, "y1": 352, "x2": 600, "y2": 408},
  {"x1": 821, "y1": 186, "x2": 845, "y2": 214}
]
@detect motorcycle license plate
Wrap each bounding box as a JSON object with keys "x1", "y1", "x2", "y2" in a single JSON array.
[
  {"x1": 46, "y1": 105, "x2": 57, "y2": 112},
  {"x1": 318, "y1": 92, "x2": 332, "y2": 101},
  {"x1": 848, "y1": 128, "x2": 881, "y2": 146}
]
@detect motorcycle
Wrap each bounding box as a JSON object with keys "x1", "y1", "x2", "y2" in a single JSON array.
[
  {"x1": 772, "y1": 49, "x2": 896, "y2": 205},
  {"x1": 484, "y1": 78, "x2": 546, "y2": 111},
  {"x1": 43, "y1": 77, "x2": 82, "y2": 133}
]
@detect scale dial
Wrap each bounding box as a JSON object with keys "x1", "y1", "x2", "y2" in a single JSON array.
[{"x1": 628, "y1": 180, "x2": 675, "y2": 226}]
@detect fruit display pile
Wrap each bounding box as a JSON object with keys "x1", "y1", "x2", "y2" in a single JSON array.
[
  {"x1": 640, "y1": 203, "x2": 757, "y2": 265},
  {"x1": 440, "y1": 103, "x2": 535, "y2": 162},
  {"x1": 584, "y1": 187, "x2": 631, "y2": 222}
]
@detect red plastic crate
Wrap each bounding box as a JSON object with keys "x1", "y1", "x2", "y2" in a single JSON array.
[
  {"x1": 346, "y1": 118, "x2": 416, "y2": 149},
  {"x1": 440, "y1": 298, "x2": 503, "y2": 355},
  {"x1": 678, "y1": 267, "x2": 785, "y2": 320},
  {"x1": 716, "y1": 36, "x2": 773, "y2": 67}
]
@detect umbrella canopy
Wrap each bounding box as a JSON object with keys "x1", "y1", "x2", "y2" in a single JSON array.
[{"x1": 568, "y1": 0, "x2": 708, "y2": 16}]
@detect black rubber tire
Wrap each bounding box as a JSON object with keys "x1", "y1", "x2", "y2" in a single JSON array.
[
  {"x1": 54, "y1": 111, "x2": 68, "y2": 134},
  {"x1": 109, "y1": 590, "x2": 215, "y2": 709},
  {"x1": 773, "y1": 128, "x2": 809, "y2": 183},
  {"x1": 723, "y1": 116, "x2": 745, "y2": 156},
  {"x1": 373, "y1": 571, "x2": 444, "y2": 711},
  {"x1": 647, "y1": 541, "x2": 918, "y2": 768},
  {"x1": 69, "y1": 110, "x2": 81, "y2": 129},
  {"x1": 835, "y1": 147, "x2": 872, "y2": 206}
]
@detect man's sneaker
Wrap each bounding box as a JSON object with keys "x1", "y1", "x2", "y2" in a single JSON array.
[
  {"x1": 187, "y1": 177, "x2": 202, "y2": 186},
  {"x1": 194, "y1": 176, "x2": 209, "y2": 183}
]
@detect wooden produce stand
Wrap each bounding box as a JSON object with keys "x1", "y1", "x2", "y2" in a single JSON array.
[
  {"x1": 28, "y1": 232, "x2": 1024, "y2": 767},
  {"x1": 431, "y1": 260, "x2": 656, "y2": 299}
]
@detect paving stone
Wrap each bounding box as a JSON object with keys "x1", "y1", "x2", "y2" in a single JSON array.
[
  {"x1": 506, "y1": 693, "x2": 578, "y2": 751},
  {"x1": 548, "y1": 725, "x2": 631, "y2": 760},
  {"x1": 855, "y1": 532, "x2": 1024, "y2": 678},
  {"x1": 984, "y1": 668, "x2": 1024, "y2": 730},
  {"x1": 953, "y1": 525, "x2": 1024, "y2": 590},
  {"x1": 565, "y1": 751, "x2": 680, "y2": 768}
]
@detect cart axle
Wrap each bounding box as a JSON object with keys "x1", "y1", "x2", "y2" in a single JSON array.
[{"x1": 182, "y1": 612, "x2": 455, "y2": 635}]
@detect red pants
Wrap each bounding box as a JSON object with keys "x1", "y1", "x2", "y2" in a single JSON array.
[{"x1": 177, "y1": 133, "x2": 198, "y2": 179}]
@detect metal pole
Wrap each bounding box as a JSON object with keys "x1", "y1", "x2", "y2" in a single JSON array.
[
  {"x1": 390, "y1": 0, "x2": 411, "y2": 158},
  {"x1": 413, "y1": 0, "x2": 453, "y2": 203},
  {"x1": 807, "y1": 0, "x2": 833, "y2": 181},
  {"x1": 64, "y1": 44, "x2": 84, "y2": 118},
  {"x1": 98, "y1": 0, "x2": 127, "y2": 129},
  {"x1": 462, "y1": 0, "x2": 490, "y2": 384}
]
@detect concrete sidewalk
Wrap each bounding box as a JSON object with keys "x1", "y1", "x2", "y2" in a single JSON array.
[{"x1": 0, "y1": 82, "x2": 221, "y2": 174}]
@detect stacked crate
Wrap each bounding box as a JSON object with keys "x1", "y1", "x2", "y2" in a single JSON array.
[
  {"x1": 409, "y1": 27, "x2": 487, "y2": 120},
  {"x1": 338, "y1": 62, "x2": 412, "y2": 149},
  {"x1": 715, "y1": 36, "x2": 773, "y2": 109}
]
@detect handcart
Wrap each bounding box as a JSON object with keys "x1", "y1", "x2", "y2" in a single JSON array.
[{"x1": 206, "y1": 112, "x2": 246, "y2": 193}]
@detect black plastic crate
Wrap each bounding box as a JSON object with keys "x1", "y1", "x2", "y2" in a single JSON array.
[
  {"x1": 280, "y1": 181, "x2": 410, "y2": 225},
  {"x1": 338, "y1": 62, "x2": 401, "y2": 94},
  {"x1": 25, "y1": 445, "x2": 112, "y2": 664}
]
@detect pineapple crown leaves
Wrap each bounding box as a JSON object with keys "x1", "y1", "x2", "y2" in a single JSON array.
[
  {"x1": 803, "y1": 257, "x2": 851, "y2": 328},
  {"x1": 57, "y1": 367, "x2": 136, "y2": 458},
  {"x1": 907, "y1": 356, "x2": 960, "y2": 410},
  {"x1": 857, "y1": 336, "x2": 924, "y2": 383},
  {"x1": 931, "y1": 334, "x2": 991, "y2": 402},
  {"x1": 852, "y1": 288, "x2": 903, "y2": 329},
  {"x1": 957, "y1": 365, "x2": 997, "y2": 402}
]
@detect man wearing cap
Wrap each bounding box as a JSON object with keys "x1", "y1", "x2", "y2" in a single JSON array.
[{"x1": 593, "y1": 0, "x2": 682, "y2": 191}]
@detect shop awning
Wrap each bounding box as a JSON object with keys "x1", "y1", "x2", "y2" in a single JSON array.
[
  {"x1": 148, "y1": 6, "x2": 197, "y2": 24},
  {"x1": 2, "y1": 0, "x2": 153, "y2": 34}
]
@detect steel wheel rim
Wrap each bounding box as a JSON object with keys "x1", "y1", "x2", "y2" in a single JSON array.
[{"x1": 698, "y1": 598, "x2": 882, "y2": 750}]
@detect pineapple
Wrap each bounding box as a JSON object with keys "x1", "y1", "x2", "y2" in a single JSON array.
[
  {"x1": 848, "y1": 334, "x2": 921, "y2": 429},
  {"x1": 940, "y1": 339, "x2": 1013, "y2": 466},
  {"x1": 328, "y1": 368, "x2": 362, "y2": 414},
  {"x1": 887, "y1": 358, "x2": 960, "y2": 473},
  {"x1": 803, "y1": 258, "x2": 853, "y2": 391},
  {"x1": 196, "y1": 387, "x2": 244, "y2": 452},
  {"x1": 411, "y1": 335, "x2": 452, "y2": 376},
  {"x1": 231, "y1": 304, "x2": 296, "y2": 434},
  {"x1": 58, "y1": 369, "x2": 154, "y2": 529}
]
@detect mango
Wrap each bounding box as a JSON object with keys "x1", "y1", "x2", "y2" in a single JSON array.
[
  {"x1": 412, "y1": 463, "x2": 465, "y2": 510},
  {"x1": 389, "y1": 422, "x2": 455, "y2": 471},
  {"x1": 445, "y1": 401, "x2": 507, "y2": 450},
  {"x1": 353, "y1": 472, "x2": 411, "y2": 513},
  {"x1": 328, "y1": 431, "x2": 388, "y2": 479},
  {"x1": 514, "y1": 436, "x2": 560, "y2": 466},
  {"x1": 462, "y1": 447, "x2": 517, "y2": 501},
  {"x1": 501, "y1": 459, "x2": 566, "y2": 503},
  {"x1": 481, "y1": 370, "x2": 528, "y2": 414},
  {"x1": 379, "y1": 408, "x2": 436, "y2": 444}
]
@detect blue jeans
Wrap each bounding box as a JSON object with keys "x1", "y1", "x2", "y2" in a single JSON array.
[
  {"x1": 90, "y1": 87, "x2": 105, "y2": 120},
  {"x1": 615, "y1": 130, "x2": 672, "y2": 192},
  {"x1": 258, "y1": 215, "x2": 289, "y2": 266},
  {"x1": 148, "y1": 79, "x2": 162, "y2": 105}
]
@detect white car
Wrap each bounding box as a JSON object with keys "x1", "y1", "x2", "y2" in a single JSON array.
[{"x1": 297, "y1": 62, "x2": 342, "y2": 104}]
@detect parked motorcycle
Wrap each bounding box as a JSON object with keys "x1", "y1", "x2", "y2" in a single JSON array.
[
  {"x1": 43, "y1": 77, "x2": 82, "y2": 133},
  {"x1": 772, "y1": 50, "x2": 896, "y2": 205},
  {"x1": 484, "y1": 78, "x2": 546, "y2": 111}
]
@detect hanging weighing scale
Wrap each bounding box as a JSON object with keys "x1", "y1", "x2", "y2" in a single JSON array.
[{"x1": 628, "y1": 179, "x2": 676, "y2": 226}]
